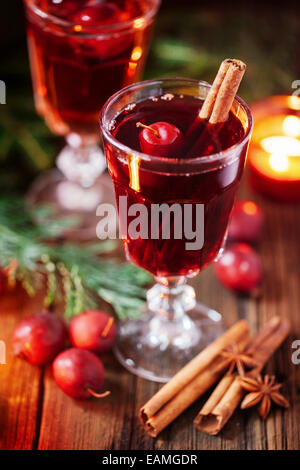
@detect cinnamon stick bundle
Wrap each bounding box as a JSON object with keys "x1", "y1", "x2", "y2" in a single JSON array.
[
  {"x1": 199, "y1": 58, "x2": 246, "y2": 124},
  {"x1": 194, "y1": 316, "x2": 290, "y2": 435},
  {"x1": 139, "y1": 320, "x2": 250, "y2": 437},
  {"x1": 185, "y1": 58, "x2": 246, "y2": 157}
]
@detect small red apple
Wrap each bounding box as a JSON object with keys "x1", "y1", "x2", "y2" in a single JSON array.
[
  {"x1": 53, "y1": 348, "x2": 109, "y2": 399},
  {"x1": 69, "y1": 310, "x2": 117, "y2": 354},
  {"x1": 215, "y1": 243, "x2": 263, "y2": 294},
  {"x1": 13, "y1": 312, "x2": 67, "y2": 365}
]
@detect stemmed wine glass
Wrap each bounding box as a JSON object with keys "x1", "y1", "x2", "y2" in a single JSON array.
[
  {"x1": 23, "y1": 0, "x2": 160, "y2": 239},
  {"x1": 101, "y1": 78, "x2": 253, "y2": 382}
]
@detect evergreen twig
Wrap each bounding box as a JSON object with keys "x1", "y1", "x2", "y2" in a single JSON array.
[{"x1": 0, "y1": 197, "x2": 151, "y2": 319}]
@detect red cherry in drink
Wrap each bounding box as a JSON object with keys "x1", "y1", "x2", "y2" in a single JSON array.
[
  {"x1": 228, "y1": 200, "x2": 264, "y2": 244},
  {"x1": 70, "y1": 3, "x2": 133, "y2": 60},
  {"x1": 137, "y1": 122, "x2": 184, "y2": 157},
  {"x1": 71, "y1": 3, "x2": 125, "y2": 27},
  {"x1": 69, "y1": 310, "x2": 117, "y2": 354},
  {"x1": 214, "y1": 243, "x2": 263, "y2": 294},
  {"x1": 52, "y1": 348, "x2": 109, "y2": 399},
  {"x1": 12, "y1": 312, "x2": 67, "y2": 365},
  {"x1": 44, "y1": 0, "x2": 86, "y2": 19}
]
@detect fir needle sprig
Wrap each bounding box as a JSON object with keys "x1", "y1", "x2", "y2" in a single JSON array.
[{"x1": 0, "y1": 196, "x2": 151, "y2": 319}]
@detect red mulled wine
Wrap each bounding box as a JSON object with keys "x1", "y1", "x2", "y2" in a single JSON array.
[
  {"x1": 24, "y1": 0, "x2": 159, "y2": 139},
  {"x1": 105, "y1": 93, "x2": 248, "y2": 277}
]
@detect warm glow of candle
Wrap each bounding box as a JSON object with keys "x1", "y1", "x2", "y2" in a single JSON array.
[
  {"x1": 248, "y1": 95, "x2": 300, "y2": 201},
  {"x1": 269, "y1": 153, "x2": 289, "y2": 172},
  {"x1": 282, "y1": 115, "x2": 300, "y2": 137},
  {"x1": 261, "y1": 136, "x2": 300, "y2": 156},
  {"x1": 250, "y1": 121, "x2": 300, "y2": 179},
  {"x1": 287, "y1": 96, "x2": 300, "y2": 111}
]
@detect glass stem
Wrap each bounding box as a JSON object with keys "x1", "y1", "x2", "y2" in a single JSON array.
[
  {"x1": 147, "y1": 276, "x2": 196, "y2": 322},
  {"x1": 57, "y1": 133, "x2": 106, "y2": 188}
]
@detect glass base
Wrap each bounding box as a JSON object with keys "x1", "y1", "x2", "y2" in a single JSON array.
[
  {"x1": 114, "y1": 297, "x2": 224, "y2": 383},
  {"x1": 27, "y1": 168, "x2": 117, "y2": 240}
]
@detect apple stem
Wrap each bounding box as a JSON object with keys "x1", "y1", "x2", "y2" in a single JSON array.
[
  {"x1": 87, "y1": 388, "x2": 111, "y2": 399},
  {"x1": 136, "y1": 122, "x2": 160, "y2": 137},
  {"x1": 101, "y1": 317, "x2": 115, "y2": 338}
]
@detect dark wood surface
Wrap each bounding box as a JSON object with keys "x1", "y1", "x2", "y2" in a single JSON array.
[{"x1": 0, "y1": 177, "x2": 300, "y2": 450}]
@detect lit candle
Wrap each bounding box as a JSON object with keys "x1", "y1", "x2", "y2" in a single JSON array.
[{"x1": 248, "y1": 95, "x2": 300, "y2": 202}]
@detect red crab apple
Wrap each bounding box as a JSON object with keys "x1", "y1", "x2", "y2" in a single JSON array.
[
  {"x1": 137, "y1": 121, "x2": 184, "y2": 157},
  {"x1": 12, "y1": 312, "x2": 67, "y2": 365},
  {"x1": 228, "y1": 200, "x2": 264, "y2": 244},
  {"x1": 214, "y1": 243, "x2": 263, "y2": 294},
  {"x1": 69, "y1": 310, "x2": 117, "y2": 354},
  {"x1": 52, "y1": 348, "x2": 110, "y2": 399}
]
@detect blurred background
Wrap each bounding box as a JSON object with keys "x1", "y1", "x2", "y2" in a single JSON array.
[{"x1": 0, "y1": 0, "x2": 299, "y2": 193}]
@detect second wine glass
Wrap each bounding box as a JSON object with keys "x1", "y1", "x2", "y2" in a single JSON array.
[{"x1": 24, "y1": 0, "x2": 160, "y2": 238}]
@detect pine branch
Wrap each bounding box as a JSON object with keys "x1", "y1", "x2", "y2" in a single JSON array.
[{"x1": 0, "y1": 197, "x2": 151, "y2": 320}]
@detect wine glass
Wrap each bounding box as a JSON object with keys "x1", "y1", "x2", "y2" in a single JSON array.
[
  {"x1": 23, "y1": 0, "x2": 160, "y2": 239},
  {"x1": 101, "y1": 78, "x2": 253, "y2": 382}
]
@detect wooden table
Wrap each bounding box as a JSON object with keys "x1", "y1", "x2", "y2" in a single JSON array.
[{"x1": 0, "y1": 178, "x2": 300, "y2": 450}]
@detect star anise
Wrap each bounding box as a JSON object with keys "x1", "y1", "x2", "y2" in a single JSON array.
[
  {"x1": 240, "y1": 374, "x2": 289, "y2": 420},
  {"x1": 220, "y1": 343, "x2": 258, "y2": 377}
]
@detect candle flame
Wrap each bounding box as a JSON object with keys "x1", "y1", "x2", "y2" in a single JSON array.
[
  {"x1": 269, "y1": 153, "x2": 289, "y2": 172},
  {"x1": 261, "y1": 136, "x2": 300, "y2": 157},
  {"x1": 282, "y1": 115, "x2": 300, "y2": 137},
  {"x1": 287, "y1": 96, "x2": 300, "y2": 111}
]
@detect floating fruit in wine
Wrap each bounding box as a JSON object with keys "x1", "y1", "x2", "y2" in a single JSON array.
[
  {"x1": 137, "y1": 121, "x2": 183, "y2": 157},
  {"x1": 71, "y1": 3, "x2": 126, "y2": 27},
  {"x1": 43, "y1": 0, "x2": 86, "y2": 19}
]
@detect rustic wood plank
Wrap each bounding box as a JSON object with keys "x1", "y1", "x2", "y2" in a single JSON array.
[
  {"x1": 147, "y1": 265, "x2": 242, "y2": 451},
  {"x1": 1, "y1": 178, "x2": 300, "y2": 450},
  {"x1": 37, "y1": 352, "x2": 131, "y2": 450},
  {"x1": 0, "y1": 286, "x2": 43, "y2": 450}
]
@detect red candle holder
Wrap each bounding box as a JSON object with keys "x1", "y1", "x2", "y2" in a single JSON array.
[{"x1": 248, "y1": 95, "x2": 300, "y2": 202}]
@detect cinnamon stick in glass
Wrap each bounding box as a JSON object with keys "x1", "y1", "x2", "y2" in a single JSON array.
[
  {"x1": 194, "y1": 316, "x2": 290, "y2": 435},
  {"x1": 183, "y1": 58, "x2": 246, "y2": 157},
  {"x1": 203, "y1": 58, "x2": 246, "y2": 124},
  {"x1": 139, "y1": 319, "x2": 250, "y2": 437}
]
